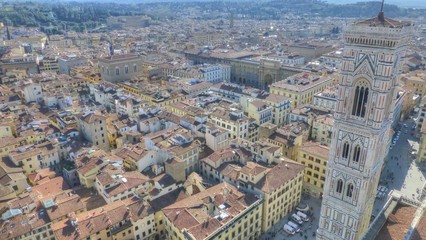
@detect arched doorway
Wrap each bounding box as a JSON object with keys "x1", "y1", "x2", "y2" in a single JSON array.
[{"x1": 263, "y1": 74, "x2": 273, "y2": 90}]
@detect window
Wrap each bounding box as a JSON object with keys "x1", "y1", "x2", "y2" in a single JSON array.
[
  {"x1": 353, "y1": 145, "x2": 361, "y2": 163},
  {"x1": 134, "y1": 65, "x2": 137, "y2": 72},
  {"x1": 336, "y1": 179, "x2": 343, "y2": 194},
  {"x1": 125, "y1": 66, "x2": 129, "y2": 74},
  {"x1": 342, "y1": 142, "x2": 350, "y2": 159},
  {"x1": 346, "y1": 183, "x2": 354, "y2": 198},
  {"x1": 115, "y1": 68, "x2": 120, "y2": 75},
  {"x1": 352, "y1": 81, "x2": 369, "y2": 117}
]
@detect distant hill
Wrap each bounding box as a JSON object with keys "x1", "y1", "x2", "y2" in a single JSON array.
[
  {"x1": 0, "y1": 0, "x2": 424, "y2": 34},
  {"x1": 325, "y1": 0, "x2": 425, "y2": 8}
]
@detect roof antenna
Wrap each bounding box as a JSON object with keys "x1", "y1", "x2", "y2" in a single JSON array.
[{"x1": 378, "y1": 0, "x2": 385, "y2": 23}]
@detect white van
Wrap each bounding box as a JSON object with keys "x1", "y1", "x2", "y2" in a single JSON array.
[
  {"x1": 283, "y1": 224, "x2": 296, "y2": 235},
  {"x1": 297, "y1": 211, "x2": 310, "y2": 222},
  {"x1": 291, "y1": 213, "x2": 303, "y2": 224},
  {"x1": 287, "y1": 221, "x2": 301, "y2": 232}
]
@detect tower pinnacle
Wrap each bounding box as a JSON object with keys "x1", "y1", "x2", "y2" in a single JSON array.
[{"x1": 378, "y1": 0, "x2": 385, "y2": 23}]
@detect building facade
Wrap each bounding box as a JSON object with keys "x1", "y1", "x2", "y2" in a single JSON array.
[
  {"x1": 270, "y1": 73, "x2": 334, "y2": 108},
  {"x1": 78, "y1": 113, "x2": 110, "y2": 151},
  {"x1": 99, "y1": 54, "x2": 142, "y2": 83},
  {"x1": 296, "y1": 141, "x2": 329, "y2": 198},
  {"x1": 317, "y1": 12, "x2": 412, "y2": 240}
]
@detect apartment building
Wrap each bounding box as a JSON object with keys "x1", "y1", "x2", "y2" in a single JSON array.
[
  {"x1": 313, "y1": 86, "x2": 338, "y2": 111},
  {"x1": 162, "y1": 182, "x2": 263, "y2": 240},
  {"x1": 8, "y1": 145, "x2": 41, "y2": 175},
  {"x1": 200, "y1": 147, "x2": 304, "y2": 233},
  {"x1": 209, "y1": 108, "x2": 250, "y2": 140},
  {"x1": 246, "y1": 99, "x2": 273, "y2": 125},
  {"x1": 258, "y1": 93, "x2": 291, "y2": 126},
  {"x1": 58, "y1": 55, "x2": 88, "y2": 75},
  {"x1": 205, "y1": 125, "x2": 230, "y2": 151},
  {"x1": 401, "y1": 70, "x2": 426, "y2": 97},
  {"x1": 52, "y1": 199, "x2": 155, "y2": 240},
  {"x1": 95, "y1": 171, "x2": 151, "y2": 203},
  {"x1": 270, "y1": 73, "x2": 334, "y2": 108},
  {"x1": 78, "y1": 112, "x2": 110, "y2": 151},
  {"x1": 311, "y1": 114, "x2": 334, "y2": 146},
  {"x1": 296, "y1": 141, "x2": 329, "y2": 198}
]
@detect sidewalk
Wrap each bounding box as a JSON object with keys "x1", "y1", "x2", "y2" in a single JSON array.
[{"x1": 260, "y1": 194, "x2": 322, "y2": 240}]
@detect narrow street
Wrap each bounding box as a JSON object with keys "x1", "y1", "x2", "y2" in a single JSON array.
[
  {"x1": 263, "y1": 118, "x2": 426, "y2": 240},
  {"x1": 373, "y1": 117, "x2": 426, "y2": 216}
]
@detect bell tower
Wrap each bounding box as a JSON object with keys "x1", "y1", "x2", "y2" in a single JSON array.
[{"x1": 317, "y1": 2, "x2": 412, "y2": 240}]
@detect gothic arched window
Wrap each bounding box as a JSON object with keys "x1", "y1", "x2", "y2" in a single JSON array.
[
  {"x1": 342, "y1": 142, "x2": 350, "y2": 159},
  {"x1": 346, "y1": 183, "x2": 354, "y2": 198},
  {"x1": 352, "y1": 80, "x2": 369, "y2": 118},
  {"x1": 353, "y1": 145, "x2": 361, "y2": 163},
  {"x1": 336, "y1": 179, "x2": 343, "y2": 194}
]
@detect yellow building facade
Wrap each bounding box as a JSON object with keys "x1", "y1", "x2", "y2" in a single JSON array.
[
  {"x1": 417, "y1": 121, "x2": 426, "y2": 163},
  {"x1": 296, "y1": 141, "x2": 329, "y2": 198},
  {"x1": 270, "y1": 73, "x2": 334, "y2": 108},
  {"x1": 402, "y1": 70, "x2": 426, "y2": 97},
  {"x1": 259, "y1": 161, "x2": 305, "y2": 232}
]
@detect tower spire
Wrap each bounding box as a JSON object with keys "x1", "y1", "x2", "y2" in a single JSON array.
[
  {"x1": 6, "y1": 26, "x2": 11, "y2": 40},
  {"x1": 378, "y1": 0, "x2": 385, "y2": 23}
]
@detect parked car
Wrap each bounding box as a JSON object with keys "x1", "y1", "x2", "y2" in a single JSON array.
[
  {"x1": 297, "y1": 211, "x2": 310, "y2": 222},
  {"x1": 287, "y1": 221, "x2": 301, "y2": 232},
  {"x1": 283, "y1": 224, "x2": 296, "y2": 235},
  {"x1": 291, "y1": 213, "x2": 303, "y2": 224}
]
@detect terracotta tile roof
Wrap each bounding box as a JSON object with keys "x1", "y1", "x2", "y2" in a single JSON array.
[
  {"x1": 96, "y1": 172, "x2": 115, "y2": 186},
  {"x1": 0, "y1": 160, "x2": 26, "y2": 186},
  {"x1": 260, "y1": 93, "x2": 289, "y2": 104},
  {"x1": 201, "y1": 148, "x2": 237, "y2": 167},
  {"x1": 411, "y1": 208, "x2": 426, "y2": 240},
  {"x1": 7, "y1": 194, "x2": 34, "y2": 210},
  {"x1": 32, "y1": 177, "x2": 70, "y2": 199},
  {"x1": 0, "y1": 212, "x2": 50, "y2": 240},
  {"x1": 240, "y1": 162, "x2": 268, "y2": 176},
  {"x1": 299, "y1": 141, "x2": 330, "y2": 159},
  {"x1": 45, "y1": 194, "x2": 85, "y2": 222},
  {"x1": 127, "y1": 200, "x2": 154, "y2": 222},
  {"x1": 376, "y1": 204, "x2": 417, "y2": 240},
  {"x1": 52, "y1": 200, "x2": 129, "y2": 240},
  {"x1": 104, "y1": 171, "x2": 150, "y2": 197},
  {"x1": 157, "y1": 111, "x2": 181, "y2": 125},
  {"x1": 27, "y1": 168, "x2": 56, "y2": 184},
  {"x1": 78, "y1": 113, "x2": 106, "y2": 124},
  {"x1": 355, "y1": 16, "x2": 410, "y2": 28},
  {"x1": 217, "y1": 162, "x2": 242, "y2": 181},
  {"x1": 255, "y1": 160, "x2": 304, "y2": 194},
  {"x1": 99, "y1": 54, "x2": 139, "y2": 62},
  {"x1": 163, "y1": 183, "x2": 258, "y2": 239},
  {"x1": 76, "y1": 156, "x2": 105, "y2": 175}
]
